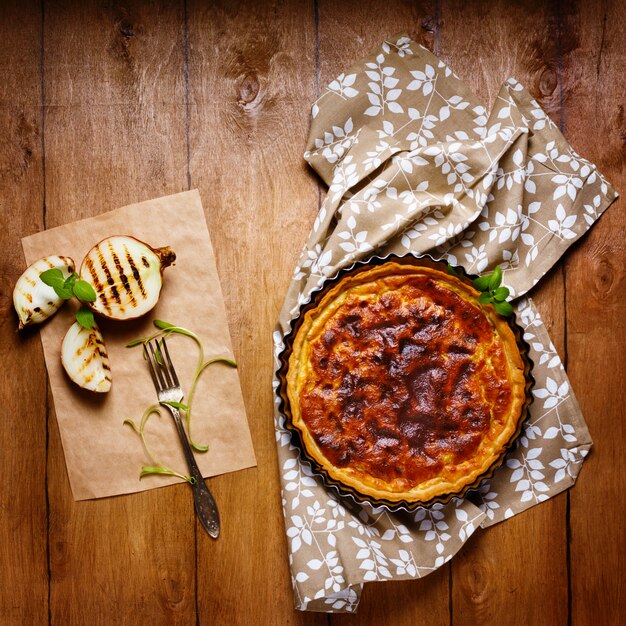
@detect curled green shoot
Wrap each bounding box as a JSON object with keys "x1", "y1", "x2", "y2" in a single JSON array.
[
  {"x1": 123, "y1": 405, "x2": 193, "y2": 484},
  {"x1": 125, "y1": 320, "x2": 238, "y2": 457}
]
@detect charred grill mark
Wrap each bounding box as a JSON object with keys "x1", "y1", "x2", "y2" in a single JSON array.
[
  {"x1": 44, "y1": 259, "x2": 55, "y2": 269},
  {"x1": 109, "y1": 241, "x2": 136, "y2": 309},
  {"x1": 125, "y1": 245, "x2": 146, "y2": 299},
  {"x1": 76, "y1": 332, "x2": 109, "y2": 374},
  {"x1": 85, "y1": 256, "x2": 107, "y2": 292},
  {"x1": 22, "y1": 290, "x2": 33, "y2": 303},
  {"x1": 95, "y1": 340, "x2": 108, "y2": 359},
  {"x1": 97, "y1": 246, "x2": 116, "y2": 289},
  {"x1": 95, "y1": 245, "x2": 121, "y2": 310},
  {"x1": 24, "y1": 275, "x2": 36, "y2": 287},
  {"x1": 34, "y1": 306, "x2": 41, "y2": 312},
  {"x1": 88, "y1": 249, "x2": 113, "y2": 314},
  {"x1": 78, "y1": 351, "x2": 98, "y2": 372},
  {"x1": 141, "y1": 256, "x2": 150, "y2": 268}
]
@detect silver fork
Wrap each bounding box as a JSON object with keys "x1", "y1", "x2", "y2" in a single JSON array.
[{"x1": 143, "y1": 338, "x2": 220, "y2": 539}]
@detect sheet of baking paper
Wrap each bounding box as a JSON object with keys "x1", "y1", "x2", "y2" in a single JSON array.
[{"x1": 22, "y1": 190, "x2": 256, "y2": 500}]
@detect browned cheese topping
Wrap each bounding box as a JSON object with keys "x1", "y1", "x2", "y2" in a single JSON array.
[{"x1": 299, "y1": 274, "x2": 514, "y2": 491}]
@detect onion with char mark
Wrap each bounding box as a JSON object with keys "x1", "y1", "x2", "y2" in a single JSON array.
[
  {"x1": 79, "y1": 236, "x2": 175, "y2": 321},
  {"x1": 61, "y1": 320, "x2": 112, "y2": 393},
  {"x1": 13, "y1": 255, "x2": 75, "y2": 330}
]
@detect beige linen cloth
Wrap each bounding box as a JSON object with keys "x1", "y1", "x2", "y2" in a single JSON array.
[
  {"x1": 273, "y1": 36, "x2": 617, "y2": 613},
  {"x1": 22, "y1": 190, "x2": 256, "y2": 500}
]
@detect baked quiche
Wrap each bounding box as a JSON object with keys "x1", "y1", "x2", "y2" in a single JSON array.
[{"x1": 285, "y1": 261, "x2": 528, "y2": 505}]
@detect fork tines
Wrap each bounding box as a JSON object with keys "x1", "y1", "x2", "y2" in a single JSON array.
[{"x1": 144, "y1": 338, "x2": 180, "y2": 392}]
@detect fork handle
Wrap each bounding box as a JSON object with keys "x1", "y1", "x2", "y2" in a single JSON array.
[{"x1": 164, "y1": 405, "x2": 221, "y2": 539}]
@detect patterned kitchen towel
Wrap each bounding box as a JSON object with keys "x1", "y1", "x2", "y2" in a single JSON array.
[{"x1": 273, "y1": 35, "x2": 617, "y2": 613}]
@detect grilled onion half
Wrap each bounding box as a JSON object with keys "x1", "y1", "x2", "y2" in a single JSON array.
[
  {"x1": 61, "y1": 320, "x2": 112, "y2": 393},
  {"x1": 13, "y1": 255, "x2": 75, "y2": 330},
  {"x1": 79, "y1": 236, "x2": 175, "y2": 321}
]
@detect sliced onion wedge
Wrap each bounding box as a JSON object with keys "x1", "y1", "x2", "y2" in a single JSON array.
[
  {"x1": 79, "y1": 236, "x2": 175, "y2": 321},
  {"x1": 61, "y1": 321, "x2": 112, "y2": 393},
  {"x1": 13, "y1": 255, "x2": 75, "y2": 330}
]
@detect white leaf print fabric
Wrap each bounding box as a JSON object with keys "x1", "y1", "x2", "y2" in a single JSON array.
[{"x1": 274, "y1": 35, "x2": 617, "y2": 613}]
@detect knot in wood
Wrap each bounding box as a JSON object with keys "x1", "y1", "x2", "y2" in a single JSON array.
[
  {"x1": 464, "y1": 559, "x2": 491, "y2": 604},
  {"x1": 593, "y1": 257, "x2": 617, "y2": 301},
  {"x1": 118, "y1": 19, "x2": 136, "y2": 40},
  {"x1": 421, "y1": 16, "x2": 437, "y2": 35},
  {"x1": 538, "y1": 66, "x2": 558, "y2": 97},
  {"x1": 238, "y1": 73, "x2": 262, "y2": 110}
]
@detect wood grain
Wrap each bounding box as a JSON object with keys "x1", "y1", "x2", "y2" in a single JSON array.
[
  {"x1": 560, "y1": 1, "x2": 626, "y2": 623},
  {"x1": 187, "y1": 1, "x2": 323, "y2": 624},
  {"x1": 0, "y1": 1, "x2": 623, "y2": 623},
  {"x1": 43, "y1": 2, "x2": 194, "y2": 624},
  {"x1": 0, "y1": 2, "x2": 48, "y2": 624},
  {"x1": 317, "y1": 0, "x2": 438, "y2": 87},
  {"x1": 439, "y1": 2, "x2": 570, "y2": 624}
]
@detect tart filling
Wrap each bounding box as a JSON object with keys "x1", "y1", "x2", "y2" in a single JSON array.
[{"x1": 286, "y1": 262, "x2": 526, "y2": 503}]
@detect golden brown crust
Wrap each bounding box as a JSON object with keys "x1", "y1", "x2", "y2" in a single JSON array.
[{"x1": 287, "y1": 262, "x2": 526, "y2": 503}]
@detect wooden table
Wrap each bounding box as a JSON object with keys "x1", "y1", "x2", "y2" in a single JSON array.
[{"x1": 1, "y1": 1, "x2": 623, "y2": 624}]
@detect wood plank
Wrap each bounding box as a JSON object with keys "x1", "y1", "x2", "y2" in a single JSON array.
[
  {"x1": 337, "y1": 570, "x2": 449, "y2": 625},
  {"x1": 0, "y1": 3, "x2": 48, "y2": 624},
  {"x1": 1, "y1": 2, "x2": 621, "y2": 622},
  {"x1": 317, "y1": 0, "x2": 438, "y2": 78},
  {"x1": 316, "y1": 1, "x2": 451, "y2": 623},
  {"x1": 439, "y1": 2, "x2": 568, "y2": 624},
  {"x1": 186, "y1": 2, "x2": 324, "y2": 624},
  {"x1": 43, "y1": 2, "x2": 195, "y2": 624},
  {"x1": 559, "y1": 1, "x2": 626, "y2": 623}
]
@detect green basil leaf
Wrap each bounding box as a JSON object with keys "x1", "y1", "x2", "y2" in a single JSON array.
[
  {"x1": 478, "y1": 292, "x2": 493, "y2": 304},
  {"x1": 494, "y1": 300, "x2": 514, "y2": 317},
  {"x1": 53, "y1": 284, "x2": 74, "y2": 300},
  {"x1": 488, "y1": 265, "x2": 503, "y2": 290},
  {"x1": 39, "y1": 268, "x2": 64, "y2": 288},
  {"x1": 493, "y1": 286, "x2": 510, "y2": 302},
  {"x1": 63, "y1": 273, "x2": 78, "y2": 289},
  {"x1": 472, "y1": 275, "x2": 491, "y2": 291},
  {"x1": 446, "y1": 262, "x2": 460, "y2": 278},
  {"x1": 73, "y1": 280, "x2": 97, "y2": 302},
  {"x1": 161, "y1": 401, "x2": 189, "y2": 411},
  {"x1": 76, "y1": 307, "x2": 95, "y2": 330}
]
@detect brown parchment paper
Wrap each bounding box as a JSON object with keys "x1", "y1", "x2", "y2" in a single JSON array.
[
  {"x1": 273, "y1": 35, "x2": 618, "y2": 613},
  {"x1": 22, "y1": 190, "x2": 256, "y2": 500}
]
